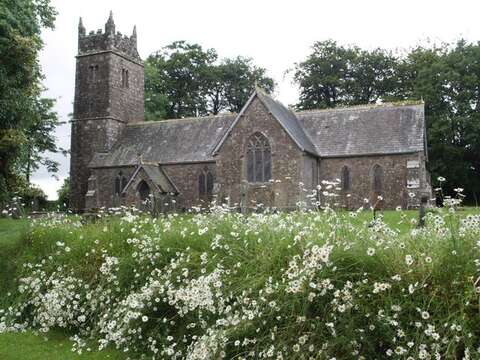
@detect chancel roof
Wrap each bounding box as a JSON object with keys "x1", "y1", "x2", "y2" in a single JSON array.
[{"x1": 89, "y1": 91, "x2": 425, "y2": 169}]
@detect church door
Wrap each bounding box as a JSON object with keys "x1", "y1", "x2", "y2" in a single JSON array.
[{"x1": 137, "y1": 180, "x2": 152, "y2": 212}]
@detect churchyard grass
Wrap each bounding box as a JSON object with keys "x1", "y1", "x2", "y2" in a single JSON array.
[
  {"x1": 0, "y1": 218, "x2": 127, "y2": 359},
  {"x1": 0, "y1": 218, "x2": 29, "y2": 298},
  {"x1": 0, "y1": 205, "x2": 480, "y2": 359},
  {"x1": 0, "y1": 330, "x2": 125, "y2": 360}
]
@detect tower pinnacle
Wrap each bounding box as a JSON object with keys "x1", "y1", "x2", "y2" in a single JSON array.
[
  {"x1": 131, "y1": 25, "x2": 137, "y2": 47},
  {"x1": 105, "y1": 10, "x2": 115, "y2": 35},
  {"x1": 78, "y1": 17, "x2": 85, "y2": 36}
]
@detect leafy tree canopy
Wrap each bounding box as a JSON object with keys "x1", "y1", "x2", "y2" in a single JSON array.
[
  {"x1": 56, "y1": 177, "x2": 69, "y2": 210},
  {"x1": 293, "y1": 40, "x2": 397, "y2": 109},
  {"x1": 294, "y1": 39, "x2": 480, "y2": 203},
  {"x1": 0, "y1": 0, "x2": 60, "y2": 204},
  {"x1": 145, "y1": 41, "x2": 275, "y2": 120}
]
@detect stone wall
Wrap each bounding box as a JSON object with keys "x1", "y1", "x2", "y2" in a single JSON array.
[
  {"x1": 90, "y1": 163, "x2": 217, "y2": 211},
  {"x1": 215, "y1": 97, "x2": 305, "y2": 210},
  {"x1": 78, "y1": 14, "x2": 140, "y2": 62},
  {"x1": 109, "y1": 53, "x2": 144, "y2": 124},
  {"x1": 70, "y1": 14, "x2": 144, "y2": 211},
  {"x1": 70, "y1": 119, "x2": 125, "y2": 211},
  {"x1": 121, "y1": 168, "x2": 176, "y2": 213},
  {"x1": 162, "y1": 163, "x2": 216, "y2": 210},
  {"x1": 89, "y1": 166, "x2": 136, "y2": 208},
  {"x1": 73, "y1": 52, "x2": 112, "y2": 119},
  {"x1": 319, "y1": 152, "x2": 430, "y2": 210}
]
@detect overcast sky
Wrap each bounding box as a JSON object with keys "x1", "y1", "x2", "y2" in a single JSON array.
[{"x1": 34, "y1": 0, "x2": 480, "y2": 199}]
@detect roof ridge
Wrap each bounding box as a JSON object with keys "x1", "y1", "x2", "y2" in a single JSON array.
[
  {"x1": 127, "y1": 113, "x2": 236, "y2": 126},
  {"x1": 295, "y1": 100, "x2": 424, "y2": 115},
  {"x1": 256, "y1": 91, "x2": 318, "y2": 156}
]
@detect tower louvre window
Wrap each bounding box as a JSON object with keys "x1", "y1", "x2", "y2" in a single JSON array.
[
  {"x1": 89, "y1": 64, "x2": 99, "y2": 82},
  {"x1": 121, "y1": 68, "x2": 129, "y2": 88}
]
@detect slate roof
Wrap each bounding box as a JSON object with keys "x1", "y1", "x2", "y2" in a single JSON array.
[
  {"x1": 212, "y1": 90, "x2": 318, "y2": 155},
  {"x1": 89, "y1": 91, "x2": 425, "y2": 168},
  {"x1": 296, "y1": 103, "x2": 425, "y2": 157},
  {"x1": 89, "y1": 114, "x2": 234, "y2": 167},
  {"x1": 257, "y1": 92, "x2": 318, "y2": 155},
  {"x1": 122, "y1": 164, "x2": 178, "y2": 194}
]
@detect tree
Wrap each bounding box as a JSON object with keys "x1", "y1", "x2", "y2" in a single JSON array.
[
  {"x1": 293, "y1": 40, "x2": 354, "y2": 109},
  {"x1": 57, "y1": 177, "x2": 69, "y2": 210},
  {"x1": 145, "y1": 41, "x2": 217, "y2": 119},
  {"x1": 439, "y1": 41, "x2": 480, "y2": 201},
  {"x1": 144, "y1": 42, "x2": 275, "y2": 119},
  {"x1": 16, "y1": 97, "x2": 63, "y2": 183},
  {"x1": 218, "y1": 57, "x2": 275, "y2": 113},
  {"x1": 294, "y1": 39, "x2": 480, "y2": 203},
  {"x1": 346, "y1": 48, "x2": 398, "y2": 105},
  {"x1": 293, "y1": 40, "x2": 398, "y2": 109},
  {"x1": 0, "y1": 0, "x2": 58, "y2": 204}
]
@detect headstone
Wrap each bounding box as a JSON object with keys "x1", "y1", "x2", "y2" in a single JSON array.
[
  {"x1": 240, "y1": 183, "x2": 247, "y2": 214},
  {"x1": 418, "y1": 195, "x2": 429, "y2": 227}
]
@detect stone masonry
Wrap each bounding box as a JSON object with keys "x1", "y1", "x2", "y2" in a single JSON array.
[
  {"x1": 70, "y1": 13, "x2": 431, "y2": 212},
  {"x1": 70, "y1": 12, "x2": 144, "y2": 211}
]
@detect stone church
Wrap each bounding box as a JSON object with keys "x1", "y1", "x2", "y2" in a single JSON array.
[{"x1": 70, "y1": 13, "x2": 431, "y2": 212}]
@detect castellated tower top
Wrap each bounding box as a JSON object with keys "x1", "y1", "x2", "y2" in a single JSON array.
[{"x1": 78, "y1": 11, "x2": 141, "y2": 62}]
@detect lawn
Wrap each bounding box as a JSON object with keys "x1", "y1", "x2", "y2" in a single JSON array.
[
  {"x1": 0, "y1": 218, "x2": 28, "y2": 296},
  {"x1": 0, "y1": 217, "x2": 126, "y2": 360},
  {"x1": 0, "y1": 330, "x2": 124, "y2": 360},
  {"x1": 0, "y1": 206, "x2": 479, "y2": 359}
]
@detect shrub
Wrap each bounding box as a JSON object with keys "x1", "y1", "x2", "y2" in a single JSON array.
[{"x1": 1, "y1": 205, "x2": 480, "y2": 359}]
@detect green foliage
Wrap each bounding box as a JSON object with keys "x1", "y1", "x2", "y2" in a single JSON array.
[
  {"x1": 0, "y1": 330, "x2": 126, "y2": 359},
  {"x1": 145, "y1": 41, "x2": 216, "y2": 119},
  {"x1": 392, "y1": 41, "x2": 480, "y2": 202},
  {"x1": 16, "y1": 97, "x2": 62, "y2": 183},
  {"x1": 217, "y1": 56, "x2": 274, "y2": 113},
  {"x1": 0, "y1": 0, "x2": 59, "y2": 204},
  {"x1": 0, "y1": 218, "x2": 28, "y2": 298},
  {"x1": 293, "y1": 40, "x2": 397, "y2": 109},
  {"x1": 56, "y1": 177, "x2": 70, "y2": 210},
  {"x1": 294, "y1": 39, "x2": 480, "y2": 202},
  {"x1": 1, "y1": 207, "x2": 480, "y2": 358},
  {"x1": 18, "y1": 183, "x2": 47, "y2": 209},
  {"x1": 145, "y1": 41, "x2": 275, "y2": 119}
]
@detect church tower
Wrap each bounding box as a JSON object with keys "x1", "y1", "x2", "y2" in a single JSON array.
[{"x1": 70, "y1": 12, "x2": 144, "y2": 211}]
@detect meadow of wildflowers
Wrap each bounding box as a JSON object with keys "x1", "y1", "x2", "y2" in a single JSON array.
[{"x1": 1, "y1": 200, "x2": 480, "y2": 359}]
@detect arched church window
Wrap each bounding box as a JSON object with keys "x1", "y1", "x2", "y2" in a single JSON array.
[
  {"x1": 341, "y1": 166, "x2": 351, "y2": 191},
  {"x1": 198, "y1": 169, "x2": 214, "y2": 199},
  {"x1": 198, "y1": 172, "x2": 205, "y2": 196},
  {"x1": 206, "y1": 171, "x2": 214, "y2": 196},
  {"x1": 114, "y1": 172, "x2": 128, "y2": 196},
  {"x1": 372, "y1": 164, "x2": 383, "y2": 192},
  {"x1": 121, "y1": 176, "x2": 128, "y2": 191},
  {"x1": 138, "y1": 180, "x2": 150, "y2": 201},
  {"x1": 246, "y1": 132, "x2": 271, "y2": 183},
  {"x1": 114, "y1": 172, "x2": 122, "y2": 195}
]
